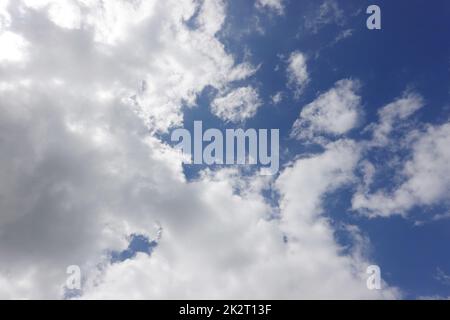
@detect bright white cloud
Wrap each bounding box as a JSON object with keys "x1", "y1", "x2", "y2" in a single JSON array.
[
  {"x1": 211, "y1": 86, "x2": 262, "y2": 122},
  {"x1": 0, "y1": 0, "x2": 399, "y2": 300},
  {"x1": 287, "y1": 51, "x2": 309, "y2": 97},
  {"x1": 255, "y1": 0, "x2": 284, "y2": 15},
  {"x1": 368, "y1": 91, "x2": 425, "y2": 147},
  {"x1": 0, "y1": 0, "x2": 11, "y2": 30},
  {"x1": 47, "y1": 0, "x2": 82, "y2": 30},
  {"x1": 197, "y1": 0, "x2": 226, "y2": 35},
  {"x1": 291, "y1": 79, "x2": 361, "y2": 142},
  {"x1": 0, "y1": 1, "x2": 29, "y2": 64},
  {"x1": 353, "y1": 121, "x2": 450, "y2": 217},
  {"x1": 14, "y1": 0, "x2": 257, "y2": 133},
  {"x1": 80, "y1": 141, "x2": 398, "y2": 299},
  {"x1": 0, "y1": 31, "x2": 29, "y2": 63},
  {"x1": 0, "y1": 0, "x2": 258, "y2": 298}
]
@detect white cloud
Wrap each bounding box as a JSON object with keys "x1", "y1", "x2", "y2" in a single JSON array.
[
  {"x1": 304, "y1": 0, "x2": 344, "y2": 34},
  {"x1": 332, "y1": 28, "x2": 353, "y2": 45},
  {"x1": 197, "y1": 0, "x2": 226, "y2": 35},
  {"x1": 0, "y1": 1, "x2": 29, "y2": 64},
  {"x1": 0, "y1": 0, "x2": 399, "y2": 299},
  {"x1": 80, "y1": 141, "x2": 398, "y2": 299},
  {"x1": 0, "y1": 31, "x2": 29, "y2": 63},
  {"x1": 287, "y1": 51, "x2": 309, "y2": 97},
  {"x1": 291, "y1": 79, "x2": 361, "y2": 142},
  {"x1": 348, "y1": 90, "x2": 447, "y2": 218},
  {"x1": 47, "y1": 0, "x2": 82, "y2": 30},
  {"x1": 352, "y1": 121, "x2": 450, "y2": 217},
  {"x1": 255, "y1": 0, "x2": 284, "y2": 15},
  {"x1": 0, "y1": 0, "x2": 258, "y2": 298},
  {"x1": 13, "y1": 0, "x2": 257, "y2": 133},
  {"x1": 368, "y1": 91, "x2": 425, "y2": 147},
  {"x1": 0, "y1": 0, "x2": 11, "y2": 30},
  {"x1": 211, "y1": 86, "x2": 262, "y2": 122},
  {"x1": 271, "y1": 91, "x2": 283, "y2": 105},
  {"x1": 435, "y1": 267, "x2": 450, "y2": 286}
]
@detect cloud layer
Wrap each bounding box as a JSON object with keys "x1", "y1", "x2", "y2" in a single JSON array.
[{"x1": 2, "y1": 0, "x2": 448, "y2": 300}]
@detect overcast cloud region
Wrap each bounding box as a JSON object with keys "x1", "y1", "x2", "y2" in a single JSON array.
[{"x1": 0, "y1": 0, "x2": 449, "y2": 300}]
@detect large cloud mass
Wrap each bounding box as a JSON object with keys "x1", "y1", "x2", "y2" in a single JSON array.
[{"x1": 0, "y1": 0, "x2": 402, "y2": 299}]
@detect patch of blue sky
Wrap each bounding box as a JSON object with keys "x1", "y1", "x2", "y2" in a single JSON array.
[{"x1": 110, "y1": 234, "x2": 158, "y2": 263}]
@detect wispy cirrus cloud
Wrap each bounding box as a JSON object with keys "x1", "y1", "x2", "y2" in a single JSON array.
[{"x1": 304, "y1": 0, "x2": 345, "y2": 34}]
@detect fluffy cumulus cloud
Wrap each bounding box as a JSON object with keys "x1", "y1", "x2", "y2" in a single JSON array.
[
  {"x1": 368, "y1": 91, "x2": 425, "y2": 147},
  {"x1": 353, "y1": 122, "x2": 450, "y2": 217},
  {"x1": 211, "y1": 86, "x2": 262, "y2": 122},
  {"x1": 12, "y1": 0, "x2": 256, "y2": 133},
  {"x1": 291, "y1": 79, "x2": 362, "y2": 142},
  {"x1": 349, "y1": 90, "x2": 450, "y2": 218},
  {"x1": 0, "y1": 0, "x2": 399, "y2": 299},
  {"x1": 81, "y1": 143, "x2": 398, "y2": 299}
]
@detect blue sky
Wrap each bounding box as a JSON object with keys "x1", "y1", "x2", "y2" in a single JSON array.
[{"x1": 0, "y1": 0, "x2": 449, "y2": 299}]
